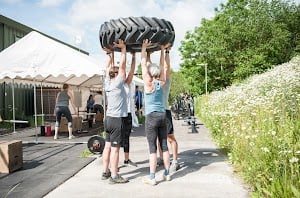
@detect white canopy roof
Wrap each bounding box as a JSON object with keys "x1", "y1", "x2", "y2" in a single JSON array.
[
  {"x1": 0, "y1": 31, "x2": 105, "y2": 89},
  {"x1": 0, "y1": 31, "x2": 144, "y2": 88}
]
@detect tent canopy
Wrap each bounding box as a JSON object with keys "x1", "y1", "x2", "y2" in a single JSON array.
[
  {"x1": 0, "y1": 31, "x2": 144, "y2": 88},
  {"x1": 0, "y1": 31, "x2": 105, "y2": 89}
]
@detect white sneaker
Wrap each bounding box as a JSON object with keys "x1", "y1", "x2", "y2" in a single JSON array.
[
  {"x1": 170, "y1": 162, "x2": 180, "y2": 173},
  {"x1": 142, "y1": 177, "x2": 157, "y2": 186},
  {"x1": 54, "y1": 135, "x2": 58, "y2": 140},
  {"x1": 69, "y1": 135, "x2": 75, "y2": 140},
  {"x1": 163, "y1": 173, "x2": 171, "y2": 181}
]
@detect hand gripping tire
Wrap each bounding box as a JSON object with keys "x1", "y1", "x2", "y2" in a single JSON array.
[
  {"x1": 87, "y1": 135, "x2": 105, "y2": 155},
  {"x1": 99, "y1": 16, "x2": 175, "y2": 52}
]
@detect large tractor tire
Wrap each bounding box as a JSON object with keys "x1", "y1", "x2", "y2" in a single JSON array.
[{"x1": 99, "y1": 16, "x2": 175, "y2": 52}]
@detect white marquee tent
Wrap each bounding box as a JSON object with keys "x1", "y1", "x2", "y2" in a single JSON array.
[
  {"x1": 0, "y1": 31, "x2": 143, "y2": 139},
  {"x1": 0, "y1": 31, "x2": 144, "y2": 87},
  {"x1": 0, "y1": 31, "x2": 105, "y2": 88}
]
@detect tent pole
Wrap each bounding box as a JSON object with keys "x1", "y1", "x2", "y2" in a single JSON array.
[
  {"x1": 34, "y1": 78, "x2": 38, "y2": 143},
  {"x1": 12, "y1": 79, "x2": 16, "y2": 133},
  {"x1": 41, "y1": 83, "x2": 44, "y2": 126}
]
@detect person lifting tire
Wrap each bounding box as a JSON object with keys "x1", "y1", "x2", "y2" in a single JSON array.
[{"x1": 99, "y1": 16, "x2": 175, "y2": 52}]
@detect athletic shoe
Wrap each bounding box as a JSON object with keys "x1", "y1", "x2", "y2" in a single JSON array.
[
  {"x1": 124, "y1": 159, "x2": 137, "y2": 167},
  {"x1": 163, "y1": 173, "x2": 171, "y2": 181},
  {"x1": 142, "y1": 176, "x2": 157, "y2": 186},
  {"x1": 69, "y1": 135, "x2": 75, "y2": 140},
  {"x1": 109, "y1": 175, "x2": 129, "y2": 184},
  {"x1": 170, "y1": 162, "x2": 180, "y2": 173},
  {"x1": 53, "y1": 135, "x2": 58, "y2": 140},
  {"x1": 101, "y1": 170, "x2": 111, "y2": 180}
]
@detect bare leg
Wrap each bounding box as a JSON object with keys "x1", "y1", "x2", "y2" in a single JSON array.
[
  {"x1": 110, "y1": 146, "x2": 120, "y2": 177},
  {"x1": 149, "y1": 153, "x2": 157, "y2": 174},
  {"x1": 68, "y1": 126, "x2": 73, "y2": 139},
  {"x1": 54, "y1": 126, "x2": 59, "y2": 140},
  {"x1": 162, "y1": 151, "x2": 170, "y2": 170},
  {"x1": 102, "y1": 142, "x2": 111, "y2": 173},
  {"x1": 168, "y1": 134, "x2": 178, "y2": 161}
]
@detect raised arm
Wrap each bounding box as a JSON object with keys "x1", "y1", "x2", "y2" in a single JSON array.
[
  {"x1": 159, "y1": 45, "x2": 165, "y2": 82},
  {"x1": 125, "y1": 52, "x2": 136, "y2": 85},
  {"x1": 164, "y1": 46, "x2": 171, "y2": 80},
  {"x1": 104, "y1": 48, "x2": 113, "y2": 77},
  {"x1": 141, "y1": 39, "x2": 152, "y2": 88},
  {"x1": 113, "y1": 39, "x2": 126, "y2": 80}
]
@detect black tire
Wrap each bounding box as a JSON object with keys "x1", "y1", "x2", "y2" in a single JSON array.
[
  {"x1": 87, "y1": 135, "x2": 105, "y2": 155},
  {"x1": 99, "y1": 16, "x2": 175, "y2": 52}
]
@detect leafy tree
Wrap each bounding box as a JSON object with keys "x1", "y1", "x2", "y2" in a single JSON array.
[
  {"x1": 179, "y1": 0, "x2": 300, "y2": 95},
  {"x1": 169, "y1": 70, "x2": 190, "y2": 104}
]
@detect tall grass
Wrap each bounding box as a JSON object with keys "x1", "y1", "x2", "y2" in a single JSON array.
[{"x1": 196, "y1": 56, "x2": 300, "y2": 197}]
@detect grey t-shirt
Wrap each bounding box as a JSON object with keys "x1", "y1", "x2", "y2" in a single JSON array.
[
  {"x1": 105, "y1": 75, "x2": 127, "y2": 117},
  {"x1": 56, "y1": 90, "x2": 69, "y2": 107}
]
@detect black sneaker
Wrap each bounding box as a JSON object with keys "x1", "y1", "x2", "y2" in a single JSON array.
[
  {"x1": 109, "y1": 175, "x2": 129, "y2": 184},
  {"x1": 124, "y1": 159, "x2": 137, "y2": 167},
  {"x1": 101, "y1": 170, "x2": 111, "y2": 180}
]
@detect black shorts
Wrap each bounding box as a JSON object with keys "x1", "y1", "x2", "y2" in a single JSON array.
[
  {"x1": 104, "y1": 116, "x2": 124, "y2": 147},
  {"x1": 166, "y1": 109, "x2": 174, "y2": 134}
]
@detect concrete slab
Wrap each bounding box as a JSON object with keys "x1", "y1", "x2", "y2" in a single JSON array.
[{"x1": 43, "y1": 119, "x2": 250, "y2": 198}]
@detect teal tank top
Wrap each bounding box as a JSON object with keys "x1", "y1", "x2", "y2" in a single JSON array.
[{"x1": 144, "y1": 80, "x2": 165, "y2": 115}]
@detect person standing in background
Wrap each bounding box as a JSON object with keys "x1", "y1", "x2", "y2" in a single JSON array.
[
  {"x1": 86, "y1": 94, "x2": 95, "y2": 128},
  {"x1": 123, "y1": 52, "x2": 138, "y2": 167},
  {"x1": 54, "y1": 83, "x2": 77, "y2": 140},
  {"x1": 135, "y1": 85, "x2": 143, "y2": 116}
]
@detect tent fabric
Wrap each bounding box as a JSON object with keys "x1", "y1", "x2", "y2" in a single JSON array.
[
  {"x1": 0, "y1": 31, "x2": 105, "y2": 89},
  {"x1": 0, "y1": 31, "x2": 144, "y2": 88}
]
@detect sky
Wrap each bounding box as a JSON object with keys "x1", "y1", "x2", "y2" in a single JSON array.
[{"x1": 0, "y1": 0, "x2": 229, "y2": 71}]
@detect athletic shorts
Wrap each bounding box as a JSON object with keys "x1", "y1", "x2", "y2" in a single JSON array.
[
  {"x1": 166, "y1": 109, "x2": 174, "y2": 134},
  {"x1": 104, "y1": 116, "x2": 124, "y2": 147}
]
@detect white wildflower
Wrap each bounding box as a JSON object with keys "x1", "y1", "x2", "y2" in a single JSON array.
[
  {"x1": 261, "y1": 147, "x2": 270, "y2": 153},
  {"x1": 289, "y1": 157, "x2": 299, "y2": 163}
]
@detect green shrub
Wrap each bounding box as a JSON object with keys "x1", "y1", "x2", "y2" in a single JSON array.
[{"x1": 196, "y1": 56, "x2": 300, "y2": 197}]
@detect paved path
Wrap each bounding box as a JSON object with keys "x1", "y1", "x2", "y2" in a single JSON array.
[{"x1": 44, "y1": 118, "x2": 250, "y2": 198}]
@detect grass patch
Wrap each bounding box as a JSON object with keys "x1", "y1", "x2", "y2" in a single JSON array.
[{"x1": 80, "y1": 149, "x2": 92, "y2": 158}]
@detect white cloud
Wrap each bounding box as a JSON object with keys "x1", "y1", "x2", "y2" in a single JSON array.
[
  {"x1": 53, "y1": 0, "x2": 225, "y2": 70},
  {"x1": 39, "y1": 0, "x2": 65, "y2": 7},
  {"x1": 0, "y1": 0, "x2": 226, "y2": 70}
]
